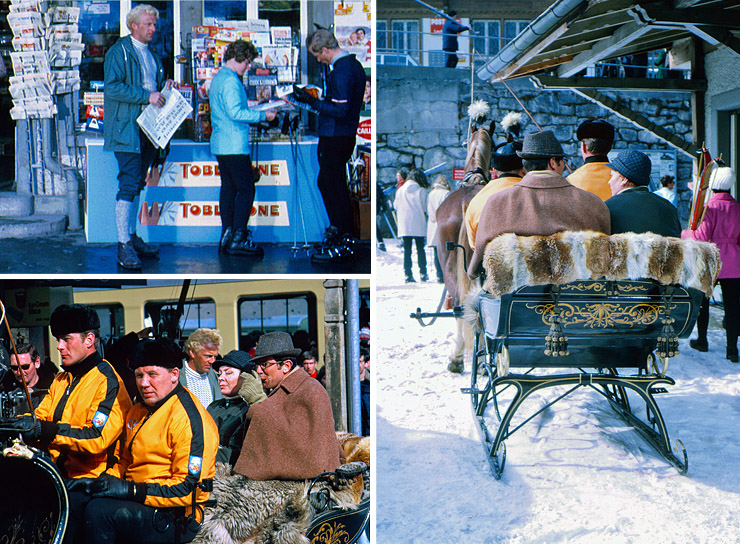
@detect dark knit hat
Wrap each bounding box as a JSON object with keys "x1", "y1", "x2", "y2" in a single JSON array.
[
  {"x1": 606, "y1": 149, "x2": 652, "y2": 186},
  {"x1": 576, "y1": 119, "x2": 614, "y2": 142},
  {"x1": 129, "y1": 338, "x2": 184, "y2": 370},
  {"x1": 213, "y1": 350, "x2": 255, "y2": 373},
  {"x1": 516, "y1": 130, "x2": 565, "y2": 159},
  {"x1": 250, "y1": 331, "x2": 301, "y2": 362},
  {"x1": 50, "y1": 304, "x2": 100, "y2": 339},
  {"x1": 491, "y1": 142, "x2": 524, "y2": 172}
]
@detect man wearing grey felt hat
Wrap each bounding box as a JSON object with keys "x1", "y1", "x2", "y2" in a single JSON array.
[
  {"x1": 605, "y1": 149, "x2": 681, "y2": 237},
  {"x1": 231, "y1": 332, "x2": 343, "y2": 481},
  {"x1": 468, "y1": 130, "x2": 612, "y2": 278}
]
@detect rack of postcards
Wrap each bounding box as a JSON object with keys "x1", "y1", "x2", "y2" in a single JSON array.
[
  {"x1": 191, "y1": 21, "x2": 298, "y2": 142},
  {"x1": 6, "y1": 0, "x2": 81, "y2": 120}
]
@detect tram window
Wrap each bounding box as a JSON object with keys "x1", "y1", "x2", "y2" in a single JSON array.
[
  {"x1": 144, "y1": 298, "x2": 216, "y2": 340},
  {"x1": 88, "y1": 303, "x2": 125, "y2": 341},
  {"x1": 237, "y1": 293, "x2": 317, "y2": 352}
]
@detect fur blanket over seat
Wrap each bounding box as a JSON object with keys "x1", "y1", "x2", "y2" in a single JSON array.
[
  {"x1": 480, "y1": 231, "x2": 721, "y2": 298},
  {"x1": 191, "y1": 433, "x2": 369, "y2": 544}
]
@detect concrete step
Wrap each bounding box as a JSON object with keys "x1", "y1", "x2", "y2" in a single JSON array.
[
  {"x1": 0, "y1": 191, "x2": 33, "y2": 217},
  {"x1": 0, "y1": 214, "x2": 67, "y2": 239}
]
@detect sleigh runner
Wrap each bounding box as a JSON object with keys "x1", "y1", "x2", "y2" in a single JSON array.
[{"x1": 430, "y1": 230, "x2": 719, "y2": 478}]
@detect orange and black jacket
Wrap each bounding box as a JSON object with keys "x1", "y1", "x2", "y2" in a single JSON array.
[
  {"x1": 108, "y1": 383, "x2": 219, "y2": 514},
  {"x1": 34, "y1": 352, "x2": 133, "y2": 479}
]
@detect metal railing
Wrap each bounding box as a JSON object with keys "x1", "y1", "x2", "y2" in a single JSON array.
[{"x1": 377, "y1": 28, "x2": 689, "y2": 79}]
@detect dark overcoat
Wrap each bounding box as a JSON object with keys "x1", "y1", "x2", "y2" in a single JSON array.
[{"x1": 606, "y1": 186, "x2": 681, "y2": 238}]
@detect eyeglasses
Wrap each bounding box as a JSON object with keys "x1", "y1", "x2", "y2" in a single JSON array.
[
  {"x1": 10, "y1": 364, "x2": 31, "y2": 371},
  {"x1": 256, "y1": 360, "x2": 284, "y2": 370}
]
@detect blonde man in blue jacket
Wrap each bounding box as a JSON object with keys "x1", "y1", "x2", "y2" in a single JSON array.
[
  {"x1": 209, "y1": 40, "x2": 277, "y2": 256},
  {"x1": 104, "y1": 4, "x2": 167, "y2": 270}
]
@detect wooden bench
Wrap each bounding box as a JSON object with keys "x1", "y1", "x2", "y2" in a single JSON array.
[{"x1": 462, "y1": 231, "x2": 720, "y2": 478}]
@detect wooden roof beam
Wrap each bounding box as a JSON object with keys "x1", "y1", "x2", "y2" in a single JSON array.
[
  {"x1": 572, "y1": 88, "x2": 699, "y2": 158},
  {"x1": 530, "y1": 74, "x2": 707, "y2": 92},
  {"x1": 556, "y1": 18, "x2": 652, "y2": 78}
]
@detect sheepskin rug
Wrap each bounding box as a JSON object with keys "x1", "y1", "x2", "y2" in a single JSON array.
[
  {"x1": 191, "y1": 433, "x2": 369, "y2": 544},
  {"x1": 480, "y1": 231, "x2": 721, "y2": 298}
]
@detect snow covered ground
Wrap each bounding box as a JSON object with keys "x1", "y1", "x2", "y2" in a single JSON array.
[{"x1": 375, "y1": 240, "x2": 740, "y2": 544}]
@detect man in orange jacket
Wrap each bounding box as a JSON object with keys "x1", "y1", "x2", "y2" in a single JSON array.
[
  {"x1": 0, "y1": 303, "x2": 133, "y2": 544},
  {"x1": 567, "y1": 119, "x2": 615, "y2": 201},
  {"x1": 74, "y1": 338, "x2": 219, "y2": 544}
]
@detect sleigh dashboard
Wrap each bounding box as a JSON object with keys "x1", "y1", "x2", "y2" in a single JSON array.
[{"x1": 478, "y1": 279, "x2": 703, "y2": 370}]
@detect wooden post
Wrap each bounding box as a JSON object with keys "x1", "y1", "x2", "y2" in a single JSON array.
[{"x1": 323, "y1": 279, "x2": 348, "y2": 431}]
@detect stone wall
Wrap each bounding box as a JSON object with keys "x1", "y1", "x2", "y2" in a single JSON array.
[{"x1": 378, "y1": 66, "x2": 695, "y2": 224}]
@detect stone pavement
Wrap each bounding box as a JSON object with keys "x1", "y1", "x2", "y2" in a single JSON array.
[{"x1": 0, "y1": 231, "x2": 371, "y2": 275}]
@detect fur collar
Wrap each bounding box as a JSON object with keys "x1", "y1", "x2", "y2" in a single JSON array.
[{"x1": 481, "y1": 231, "x2": 721, "y2": 297}]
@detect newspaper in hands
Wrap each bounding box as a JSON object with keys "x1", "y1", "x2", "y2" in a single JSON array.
[{"x1": 137, "y1": 86, "x2": 193, "y2": 149}]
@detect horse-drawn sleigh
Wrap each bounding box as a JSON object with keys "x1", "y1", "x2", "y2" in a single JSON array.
[{"x1": 414, "y1": 228, "x2": 720, "y2": 479}]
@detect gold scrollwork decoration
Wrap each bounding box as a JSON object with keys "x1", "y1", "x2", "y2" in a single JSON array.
[
  {"x1": 311, "y1": 521, "x2": 351, "y2": 544},
  {"x1": 526, "y1": 302, "x2": 673, "y2": 328},
  {"x1": 560, "y1": 282, "x2": 650, "y2": 295},
  {"x1": 0, "y1": 515, "x2": 24, "y2": 544}
]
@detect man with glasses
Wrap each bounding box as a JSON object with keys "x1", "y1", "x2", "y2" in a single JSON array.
[
  {"x1": 232, "y1": 331, "x2": 342, "y2": 481},
  {"x1": 468, "y1": 130, "x2": 611, "y2": 278},
  {"x1": 180, "y1": 328, "x2": 223, "y2": 409},
  {"x1": 6, "y1": 343, "x2": 55, "y2": 409}
]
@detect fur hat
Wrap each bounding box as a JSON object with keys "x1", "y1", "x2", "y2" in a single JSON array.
[
  {"x1": 517, "y1": 130, "x2": 565, "y2": 159},
  {"x1": 492, "y1": 141, "x2": 523, "y2": 172},
  {"x1": 50, "y1": 304, "x2": 100, "y2": 339},
  {"x1": 213, "y1": 349, "x2": 254, "y2": 373},
  {"x1": 129, "y1": 338, "x2": 184, "y2": 370},
  {"x1": 711, "y1": 167, "x2": 735, "y2": 192},
  {"x1": 576, "y1": 119, "x2": 614, "y2": 142},
  {"x1": 250, "y1": 332, "x2": 301, "y2": 362},
  {"x1": 606, "y1": 149, "x2": 651, "y2": 186}
]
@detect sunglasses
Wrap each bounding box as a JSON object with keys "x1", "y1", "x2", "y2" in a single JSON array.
[{"x1": 11, "y1": 363, "x2": 31, "y2": 371}]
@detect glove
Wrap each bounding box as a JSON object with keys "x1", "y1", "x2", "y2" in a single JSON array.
[
  {"x1": 239, "y1": 371, "x2": 267, "y2": 406},
  {"x1": 90, "y1": 474, "x2": 147, "y2": 502},
  {"x1": 0, "y1": 415, "x2": 44, "y2": 442},
  {"x1": 292, "y1": 85, "x2": 317, "y2": 108},
  {"x1": 66, "y1": 477, "x2": 96, "y2": 494}
]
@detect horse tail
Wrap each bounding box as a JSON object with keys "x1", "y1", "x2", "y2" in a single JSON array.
[{"x1": 454, "y1": 212, "x2": 479, "y2": 362}]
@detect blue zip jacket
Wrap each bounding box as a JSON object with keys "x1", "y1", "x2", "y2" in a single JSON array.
[
  {"x1": 316, "y1": 53, "x2": 365, "y2": 138},
  {"x1": 209, "y1": 66, "x2": 266, "y2": 156},
  {"x1": 103, "y1": 35, "x2": 165, "y2": 153}
]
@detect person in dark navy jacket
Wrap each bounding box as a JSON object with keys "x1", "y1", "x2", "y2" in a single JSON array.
[
  {"x1": 293, "y1": 29, "x2": 366, "y2": 262},
  {"x1": 605, "y1": 149, "x2": 681, "y2": 237}
]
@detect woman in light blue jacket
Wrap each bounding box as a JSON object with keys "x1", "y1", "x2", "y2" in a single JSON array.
[{"x1": 210, "y1": 40, "x2": 276, "y2": 255}]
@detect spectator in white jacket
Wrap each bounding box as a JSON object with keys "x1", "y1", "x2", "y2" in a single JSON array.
[
  {"x1": 426, "y1": 175, "x2": 451, "y2": 283},
  {"x1": 394, "y1": 168, "x2": 430, "y2": 283}
]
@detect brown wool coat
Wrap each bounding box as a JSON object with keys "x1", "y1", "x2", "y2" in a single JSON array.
[
  {"x1": 468, "y1": 170, "x2": 611, "y2": 278},
  {"x1": 233, "y1": 368, "x2": 341, "y2": 481}
]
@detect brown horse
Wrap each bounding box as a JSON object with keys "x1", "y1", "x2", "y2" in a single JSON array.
[{"x1": 435, "y1": 101, "x2": 495, "y2": 372}]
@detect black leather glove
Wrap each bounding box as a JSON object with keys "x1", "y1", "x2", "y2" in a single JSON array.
[
  {"x1": 66, "y1": 477, "x2": 96, "y2": 494},
  {"x1": 90, "y1": 474, "x2": 147, "y2": 502},
  {"x1": 0, "y1": 415, "x2": 46, "y2": 442},
  {"x1": 292, "y1": 85, "x2": 317, "y2": 108}
]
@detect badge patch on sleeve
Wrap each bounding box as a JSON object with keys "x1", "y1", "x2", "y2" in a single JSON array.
[
  {"x1": 188, "y1": 455, "x2": 203, "y2": 476},
  {"x1": 92, "y1": 411, "x2": 109, "y2": 429}
]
